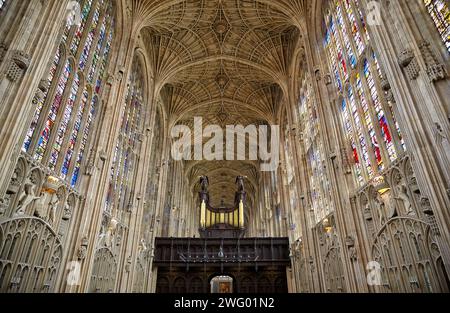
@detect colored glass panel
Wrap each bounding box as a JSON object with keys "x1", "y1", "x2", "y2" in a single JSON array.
[{"x1": 424, "y1": 0, "x2": 450, "y2": 52}]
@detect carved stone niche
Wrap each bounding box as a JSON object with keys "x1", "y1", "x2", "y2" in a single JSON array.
[
  {"x1": 418, "y1": 41, "x2": 447, "y2": 82},
  {"x1": 6, "y1": 50, "x2": 31, "y2": 82},
  {"x1": 380, "y1": 77, "x2": 391, "y2": 92},
  {"x1": 77, "y1": 236, "x2": 89, "y2": 261},
  {"x1": 420, "y1": 197, "x2": 433, "y2": 216}
]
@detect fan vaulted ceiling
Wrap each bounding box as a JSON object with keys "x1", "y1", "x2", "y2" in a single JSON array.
[{"x1": 132, "y1": 0, "x2": 306, "y2": 208}]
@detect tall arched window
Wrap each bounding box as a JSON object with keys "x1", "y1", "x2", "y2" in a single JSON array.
[
  {"x1": 424, "y1": 0, "x2": 450, "y2": 52},
  {"x1": 324, "y1": 0, "x2": 406, "y2": 186},
  {"x1": 105, "y1": 58, "x2": 146, "y2": 219},
  {"x1": 22, "y1": 0, "x2": 115, "y2": 188},
  {"x1": 298, "y1": 76, "x2": 333, "y2": 225}
]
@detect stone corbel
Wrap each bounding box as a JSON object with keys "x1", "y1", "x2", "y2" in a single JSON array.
[
  {"x1": 6, "y1": 50, "x2": 31, "y2": 82},
  {"x1": 398, "y1": 49, "x2": 420, "y2": 81}
]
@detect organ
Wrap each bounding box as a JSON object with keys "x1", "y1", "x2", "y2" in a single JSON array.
[{"x1": 198, "y1": 176, "x2": 246, "y2": 238}]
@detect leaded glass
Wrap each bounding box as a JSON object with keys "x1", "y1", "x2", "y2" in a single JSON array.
[
  {"x1": 424, "y1": 0, "x2": 450, "y2": 52},
  {"x1": 23, "y1": 0, "x2": 115, "y2": 188},
  {"x1": 324, "y1": 0, "x2": 405, "y2": 185}
]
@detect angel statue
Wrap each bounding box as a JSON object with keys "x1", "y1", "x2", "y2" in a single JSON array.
[{"x1": 15, "y1": 182, "x2": 41, "y2": 216}]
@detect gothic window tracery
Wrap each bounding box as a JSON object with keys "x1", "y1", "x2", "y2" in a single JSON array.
[
  {"x1": 324, "y1": 0, "x2": 406, "y2": 186},
  {"x1": 424, "y1": 0, "x2": 450, "y2": 52},
  {"x1": 0, "y1": 156, "x2": 76, "y2": 292},
  {"x1": 298, "y1": 77, "x2": 333, "y2": 225},
  {"x1": 105, "y1": 58, "x2": 145, "y2": 218},
  {"x1": 22, "y1": 0, "x2": 115, "y2": 188}
]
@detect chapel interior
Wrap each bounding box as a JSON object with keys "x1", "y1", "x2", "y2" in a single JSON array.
[{"x1": 0, "y1": 0, "x2": 450, "y2": 293}]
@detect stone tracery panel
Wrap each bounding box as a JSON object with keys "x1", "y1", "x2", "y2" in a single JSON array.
[
  {"x1": 356, "y1": 155, "x2": 449, "y2": 292},
  {"x1": 88, "y1": 247, "x2": 117, "y2": 293},
  {"x1": 315, "y1": 215, "x2": 346, "y2": 293},
  {"x1": 0, "y1": 153, "x2": 78, "y2": 292}
]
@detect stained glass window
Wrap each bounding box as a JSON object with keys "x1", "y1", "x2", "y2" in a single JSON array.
[
  {"x1": 424, "y1": 0, "x2": 450, "y2": 52},
  {"x1": 324, "y1": 0, "x2": 405, "y2": 185},
  {"x1": 23, "y1": 0, "x2": 115, "y2": 188},
  {"x1": 298, "y1": 77, "x2": 333, "y2": 225},
  {"x1": 105, "y1": 59, "x2": 145, "y2": 215}
]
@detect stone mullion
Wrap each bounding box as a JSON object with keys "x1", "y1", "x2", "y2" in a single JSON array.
[
  {"x1": 27, "y1": 47, "x2": 68, "y2": 155},
  {"x1": 153, "y1": 134, "x2": 171, "y2": 238},
  {"x1": 278, "y1": 156, "x2": 293, "y2": 237},
  {"x1": 329, "y1": 9, "x2": 352, "y2": 83},
  {"x1": 148, "y1": 135, "x2": 171, "y2": 292},
  {"x1": 50, "y1": 0, "x2": 104, "y2": 171},
  {"x1": 338, "y1": 0, "x2": 360, "y2": 67},
  {"x1": 373, "y1": 64, "x2": 404, "y2": 155},
  {"x1": 55, "y1": 4, "x2": 110, "y2": 178},
  {"x1": 65, "y1": 90, "x2": 94, "y2": 182},
  {"x1": 278, "y1": 138, "x2": 289, "y2": 238},
  {"x1": 77, "y1": 28, "x2": 136, "y2": 292},
  {"x1": 324, "y1": 6, "x2": 370, "y2": 184},
  {"x1": 352, "y1": 79, "x2": 379, "y2": 178},
  {"x1": 342, "y1": 91, "x2": 371, "y2": 182},
  {"x1": 72, "y1": 0, "x2": 99, "y2": 63},
  {"x1": 112, "y1": 92, "x2": 133, "y2": 219},
  {"x1": 359, "y1": 67, "x2": 391, "y2": 167},
  {"x1": 54, "y1": 77, "x2": 88, "y2": 174},
  {"x1": 81, "y1": 3, "x2": 108, "y2": 82},
  {"x1": 0, "y1": 0, "x2": 70, "y2": 197},
  {"x1": 40, "y1": 67, "x2": 80, "y2": 168},
  {"x1": 114, "y1": 142, "x2": 127, "y2": 218},
  {"x1": 53, "y1": 0, "x2": 100, "y2": 175},
  {"x1": 64, "y1": 0, "x2": 90, "y2": 50},
  {"x1": 306, "y1": 16, "x2": 362, "y2": 291},
  {"x1": 349, "y1": 0, "x2": 370, "y2": 48},
  {"x1": 120, "y1": 84, "x2": 157, "y2": 292},
  {"x1": 89, "y1": 19, "x2": 112, "y2": 90},
  {"x1": 286, "y1": 65, "x2": 319, "y2": 292}
]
